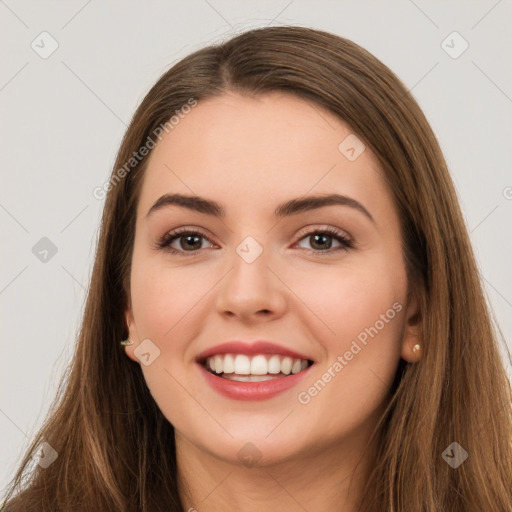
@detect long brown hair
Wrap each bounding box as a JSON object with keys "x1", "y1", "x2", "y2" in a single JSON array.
[{"x1": 2, "y1": 25, "x2": 511, "y2": 511}]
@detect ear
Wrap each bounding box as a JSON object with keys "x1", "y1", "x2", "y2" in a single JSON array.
[
  {"x1": 123, "y1": 297, "x2": 140, "y2": 363},
  {"x1": 399, "y1": 287, "x2": 422, "y2": 363}
]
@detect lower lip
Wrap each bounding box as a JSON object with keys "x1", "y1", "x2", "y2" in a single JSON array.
[{"x1": 198, "y1": 363, "x2": 312, "y2": 401}]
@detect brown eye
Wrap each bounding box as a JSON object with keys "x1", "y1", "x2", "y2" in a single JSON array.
[
  {"x1": 308, "y1": 233, "x2": 333, "y2": 250},
  {"x1": 296, "y1": 228, "x2": 353, "y2": 254},
  {"x1": 156, "y1": 227, "x2": 353, "y2": 257},
  {"x1": 176, "y1": 234, "x2": 203, "y2": 251},
  {"x1": 157, "y1": 229, "x2": 214, "y2": 255}
]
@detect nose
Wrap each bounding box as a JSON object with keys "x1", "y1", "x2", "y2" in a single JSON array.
[{"x1": 214, "y1": 243, "x2": 287, "y2": 323}]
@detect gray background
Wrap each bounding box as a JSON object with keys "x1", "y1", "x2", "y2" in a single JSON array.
[{"x1": 1, "y1": 0, "x2": 511, "y2": 493}]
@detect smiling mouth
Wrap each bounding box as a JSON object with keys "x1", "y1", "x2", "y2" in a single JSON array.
[{"x1": 201, "y1": 353, "x2": 314, "y2": 382}]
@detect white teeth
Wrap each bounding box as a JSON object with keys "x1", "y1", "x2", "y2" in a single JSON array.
[
  {"x1": 204, "y1": 353, "x2": 310, "y2": 377},
  {"x1": 281, "y1": 356, "x2": 293, "y2": 375},
  {"x1": 291, "y1": 359, "x2": 302, "y2": 374},
  {"x1": 234, "y1": 354, "x2": 251, "y2": 375},
  {"x1": 250, "y1": 355, "x2": 268, "y2": 375},
  {"x1": 223, "y1": 354, "x2": 235, "y2": 374},
  {"x1": 268, "y1": 355, "x2": 281, "y2": 374},
  {"x1": 214, "y1": 355, "x2": 223, "y2": 374},
  {"x1": 222, "y1": 374, "x2": 283, "y2": 382}
]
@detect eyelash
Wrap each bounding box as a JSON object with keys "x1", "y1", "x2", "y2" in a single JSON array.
[{"x1": 155, "y1": 226, "x2": 354, "y2": 257}]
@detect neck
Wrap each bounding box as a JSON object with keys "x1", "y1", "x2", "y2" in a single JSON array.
[{"x1": 175, "y1": 421, "x2": 381, "y2": 512}]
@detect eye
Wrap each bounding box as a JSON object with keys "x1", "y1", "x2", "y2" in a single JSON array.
[
  {"x1": 155, "y1": 226, "x2": 354, "y2": 256},
  {"x1": 156, "y1": 228, "x2": 215, "y2": 256},
  {"x1": 295, "y1": 227, "x2": 353, "y2": 254}
]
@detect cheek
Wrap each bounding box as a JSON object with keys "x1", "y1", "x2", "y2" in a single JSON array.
[
  {"x1": 292, "y1": 257, "x2": 406, "y2": 424},
  {"x1": 290, "y1": 253, "x2": 406, "y2": 344},
  {"x1": 130, "y1": 251, "x2": 214, "y2": 342},
  {"x1": 129, "y1": 256, "x2": 214, "y2": 430}
]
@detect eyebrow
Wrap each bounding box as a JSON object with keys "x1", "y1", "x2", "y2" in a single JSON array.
[{"x1": 145, "y1": 193, "x2": 375, "y2": 224}]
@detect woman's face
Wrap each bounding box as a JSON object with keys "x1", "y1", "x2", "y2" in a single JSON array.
[{"x1": 124, "y1": 91, "x2": 420, "y2": 466}]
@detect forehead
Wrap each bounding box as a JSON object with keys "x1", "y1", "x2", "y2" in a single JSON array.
[{"x1": 137, "y1": 91, "x2": 395, "y2": 225}]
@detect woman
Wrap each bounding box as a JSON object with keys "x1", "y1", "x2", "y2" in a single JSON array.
[{"x1": 2, "y1": 25, "x2": 511, "y2": 511}]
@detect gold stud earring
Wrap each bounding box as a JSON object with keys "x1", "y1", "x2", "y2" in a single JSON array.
[
  {"x1": 412, "y1": 343, "x2": 420, "y2": 354},
  {"x1": 120, "y1": 338, "x2": 133, "y2": 346}
]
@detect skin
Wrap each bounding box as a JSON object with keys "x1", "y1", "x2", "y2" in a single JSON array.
[{"x1": 124, "y1": 91, "x2": 421, "y2": 511}]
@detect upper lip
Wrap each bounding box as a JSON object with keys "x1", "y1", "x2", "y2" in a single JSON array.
[{"x1": 195, "y1": 341, "x2": 314, "y2": 363}]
